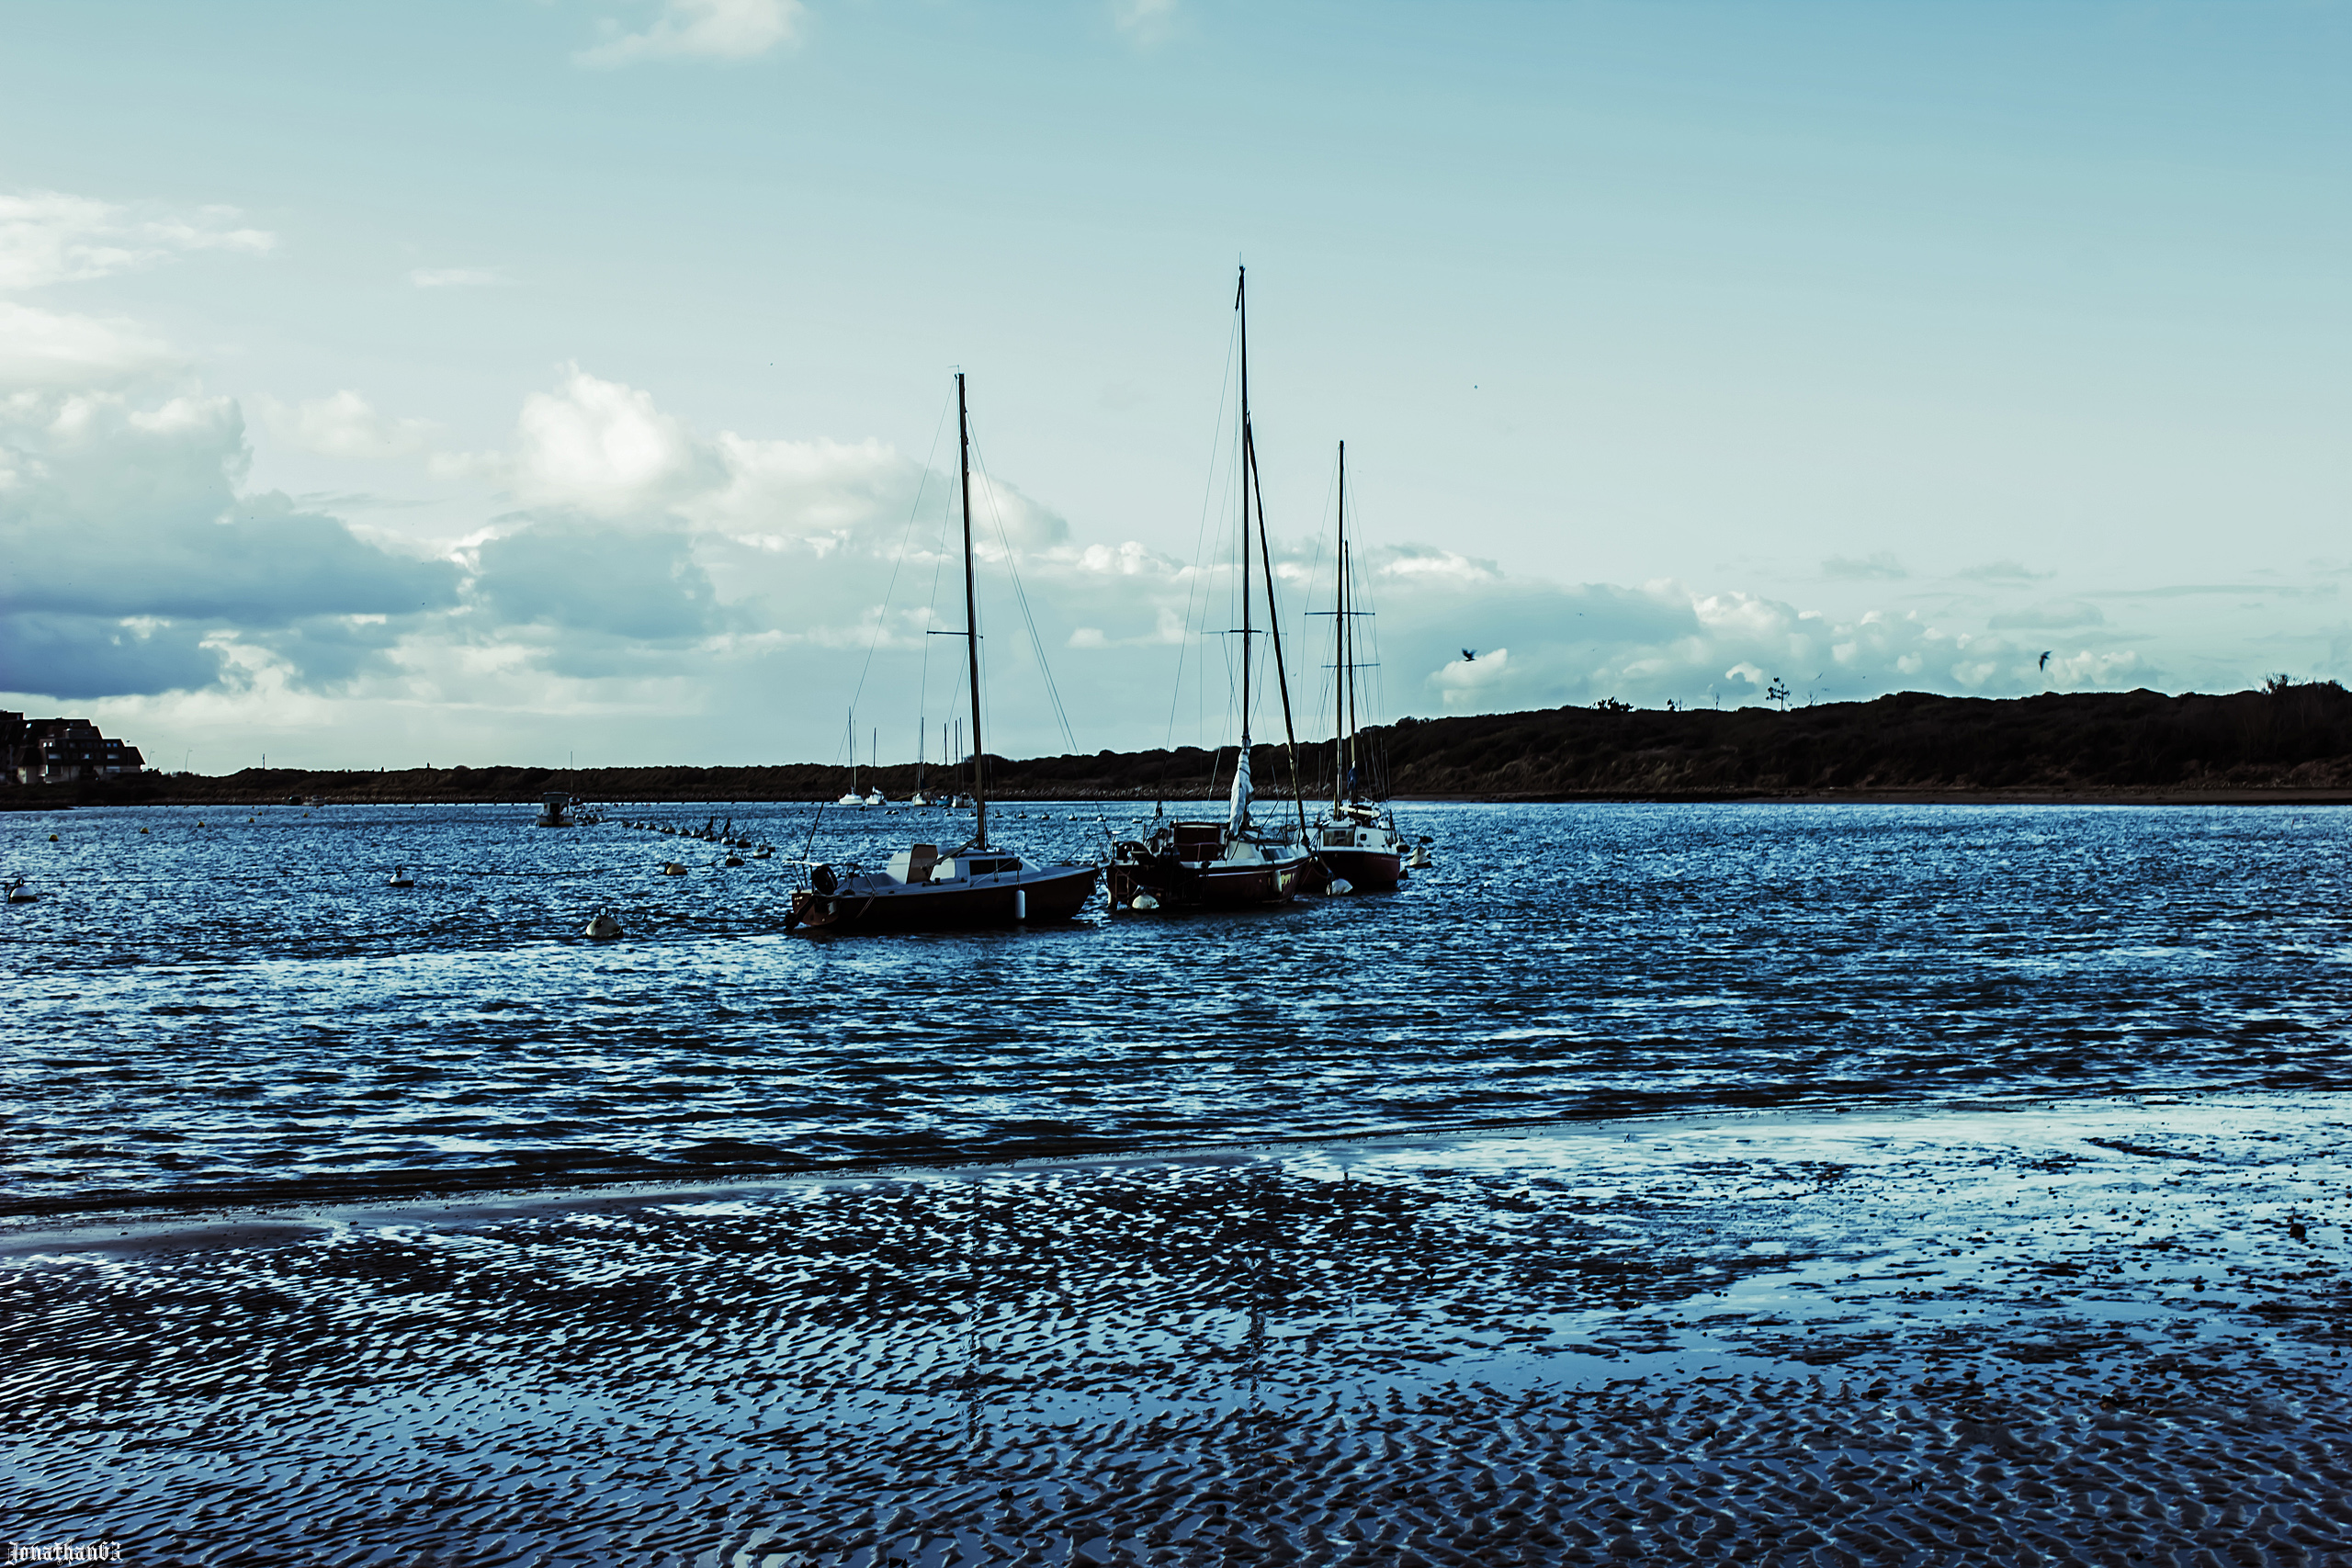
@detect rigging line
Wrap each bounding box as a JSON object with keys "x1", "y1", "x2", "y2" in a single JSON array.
[
  {"x1": 844, "y1": 383, "x2": 956, "y2": 733},
  {"x1": 1301, "y1": 445, "x2": 1339, "y2": 746},
  {"x1": 1162, "y1": 310, "x2": 1241, "y2": 797},
  {"x1": 917, "y1": 416, "x2": 960, "y2": 756},
  {"x1": 966, "y1": 427, "x2": 1080, "y2": 759},
  {"x1": 1243, "y1": 421, "x2": 1308, "y2": 837},
  {"x1": 808, "y1": 382, "x2": 954, "y2": 857}
]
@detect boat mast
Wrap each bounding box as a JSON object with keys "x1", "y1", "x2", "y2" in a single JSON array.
[
  {"x1": 1334, "y1": 441, "x2": 1346, "y2": 812},
  {"x1": 1342, "y1": 444, "x2": 1359, "y2": 805},
  {"x1": 1230, "y1": 266, "x2": 1308, "y2": 840},
  {"x1": 958, "y1": 372, "x2": 988, "y2": 851},
  {"x1": 1237, "y1": 268, "x2": 1253, "y2": 766}
]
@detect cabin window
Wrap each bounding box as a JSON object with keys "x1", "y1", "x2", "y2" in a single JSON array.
[
  {"x1": 1322, "y1": 829, "x2": 1352, "y2": 848},
  {"x1": 970, "y1": 857, "x2": 1014, "y2": 875}
]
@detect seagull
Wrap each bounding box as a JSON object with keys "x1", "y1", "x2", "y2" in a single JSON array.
[
  {"x1": 1461, "y1": 649, "x2": 1477, "y2": 661},
  {"x1": 2039, "y1": 650, "x2": 2052, "y2": 671}
]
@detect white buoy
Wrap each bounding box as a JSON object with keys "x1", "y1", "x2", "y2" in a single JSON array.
[
  {"x1": 387, "y1": 865, "x2": 414, "y2": 888},
  {"x1": 583, "y1": 913, "x2": 625, "y2": 940},
  {"x1": 1130, "y1": 893, "x2": 1160, "y2": 911},
  {"x1": 662, "y1": 862, "x2": 687, "y2": 875},
  {"x1": 1327, "y1": 878, "x2": 1353, "y2": 896}
]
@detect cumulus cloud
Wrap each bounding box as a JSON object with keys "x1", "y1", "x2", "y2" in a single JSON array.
[
  {"x1": 12, "y1": 347, "x2": 2178, "y2": 756},
  {"x1": 576, "y1": 0, "x2": 805, "y2": 66},
  {"x1": 509, "y1": 366, "x2": 725, "y2": 515},
  {"x1": 256, "y1": 390, "x2": 440, "y2": 459},
  {"x1": 0, "y1": 390, "x2": 461, "y2": 698}
]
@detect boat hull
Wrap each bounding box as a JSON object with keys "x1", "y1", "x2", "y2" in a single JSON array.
[
  {"x1": 1107, "y1": 852, "x2": 1307, "y2": 909},
  {"x1": 1315, "y1": 846, "x2": 1404, "y2": 892},
  {"x1": 788, "y1": 864, "x2": 1098, "y2": 933}
]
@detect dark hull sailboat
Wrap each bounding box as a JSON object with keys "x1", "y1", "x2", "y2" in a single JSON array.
[
  {"x1": 1105, "y1": 818, "x2": 1309, "y2": 910},
  {"x1": 1108, "y1": 267, "x2": 1314, "y2": 913},
  {"x1": 787, "y1": 374, "x2": 1100, "y2": 934},
  {"x1": 792, "y1": 852, "x2": 1099, "y2": 933}
]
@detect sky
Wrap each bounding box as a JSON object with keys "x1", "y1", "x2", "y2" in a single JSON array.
[{"x1": 2, "y1": 0, "x2": 2346, "y2": 772}]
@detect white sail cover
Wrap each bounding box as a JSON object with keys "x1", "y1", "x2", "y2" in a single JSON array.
[{"x1": 1227, "y1": 748, "x2": 1252, "y2": 835}]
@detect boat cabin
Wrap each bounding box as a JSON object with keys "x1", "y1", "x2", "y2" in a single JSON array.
[{"x1": 881, "y1": 844, "x2": 1025, "y2": 885}]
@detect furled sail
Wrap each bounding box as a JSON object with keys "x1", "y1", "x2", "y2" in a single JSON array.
[{"x1": 1227, "y1": 748, "x2": 1252, "y2": 834}]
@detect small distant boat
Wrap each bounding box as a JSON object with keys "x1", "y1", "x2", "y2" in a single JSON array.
[
  {"x1": 537, "y1": 793, "x2": 571, "y2": 828},
  {"x1": 863, "y1": 787, "x2": 887, "y2": 808},
  {"x1": 387, "y1": 865, "x2": 414, "y2": 888}
]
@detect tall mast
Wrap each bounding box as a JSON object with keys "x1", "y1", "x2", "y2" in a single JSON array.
[
  {"x1": 1334, "y1": 441, "x2": 1346, "y2": 811},
  {"x1": 1341, "y1": 445, "x2": 1359, "y2": 803},
  {"x1": 1236, "y1": 266, "x2": 1252, "y2": 757},
  {"x1": 958, "y1": 372, "x2": 988, "y2": 851}
]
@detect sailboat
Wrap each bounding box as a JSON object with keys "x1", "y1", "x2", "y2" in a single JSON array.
[
  {"x1": 862, "y1": 728, "x2": 886, "y2": 807},
  {"x1": 834, "y1": 712, "x2": 865, "y2": 806},
  {"x1": 1107, "y1": 266, "x2": 1314, "y2": 911},
  {"x1": 786, "y1": 374, "x2": 1101, "y2": 933},
  {"x1": 1308, "y1": 440, "x2": 1406, "y2": 892}
]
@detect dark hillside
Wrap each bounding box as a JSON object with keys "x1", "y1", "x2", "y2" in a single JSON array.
[{"x1": 33, "y1": 683, "x2": 2352, "y2": 807}]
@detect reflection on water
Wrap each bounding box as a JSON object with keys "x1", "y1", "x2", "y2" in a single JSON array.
[{"x1": 3, "y1": 800, "x2": 2348, "y2": 1210}]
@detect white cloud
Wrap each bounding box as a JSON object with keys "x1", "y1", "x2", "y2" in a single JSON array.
[
  {"x1": 0, "y1": 299, "x2": 175, "y2": 388},
  {"x1": 0, "y1": 189, "x2": 274, "y2": 392},
  {"x1": 0, "y1": 189, "x2": 274, "y2": 292},
  {"x1": 1430, "y1": 648, "x2": 1510, "y2": 706},
  {"x1": 576, "y1": 0, "x2": 805, "y2": 66},
  {"x1": 511, "y1": 365, "x2": 721, "y2": 514},
  {"x1": 256, "y1": 390, "x2": 441, "y2": 460},
  {"x1": 408, "y1": 266, "x2": 509, "y2": 289}
]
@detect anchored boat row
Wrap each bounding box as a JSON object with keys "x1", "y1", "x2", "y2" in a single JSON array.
[{"x1": 786, "y1": 269, "x2": 1425, "y2": 936}]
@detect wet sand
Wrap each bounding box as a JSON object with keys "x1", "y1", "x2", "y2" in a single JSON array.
[{"x1": 6, "y1": 1095, "x2": 2350, "y2": 1566}]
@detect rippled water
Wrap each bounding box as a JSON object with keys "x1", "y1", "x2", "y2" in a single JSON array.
[{"x1": 5, "y1": 801, "x2": 2348, "y2": 1212}]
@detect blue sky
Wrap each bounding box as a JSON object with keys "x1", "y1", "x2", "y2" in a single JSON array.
[{"x1": 3, "y1": 0, "x2": 2346, "y2": 769}]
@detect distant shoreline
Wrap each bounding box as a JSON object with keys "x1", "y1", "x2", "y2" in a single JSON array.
[
  {"x1": 11, "y1": 684, "x2": 2350, "y2": 810},
  {"x1": 11, "y1": 784, "x2": 2351, "y2": 810}
]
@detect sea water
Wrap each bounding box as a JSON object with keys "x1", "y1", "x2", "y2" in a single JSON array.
[{"x1": 6, "y1": 799, "x2": 2346, "y2": 1215}]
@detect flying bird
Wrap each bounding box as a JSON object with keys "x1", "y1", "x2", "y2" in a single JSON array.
[
  {"x1": 1461, "y1": 649, "x2": 1478, "y2": 661},
  {"x1": 2039, "y1": 650, "x2": 2052, "y2": 671}
]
